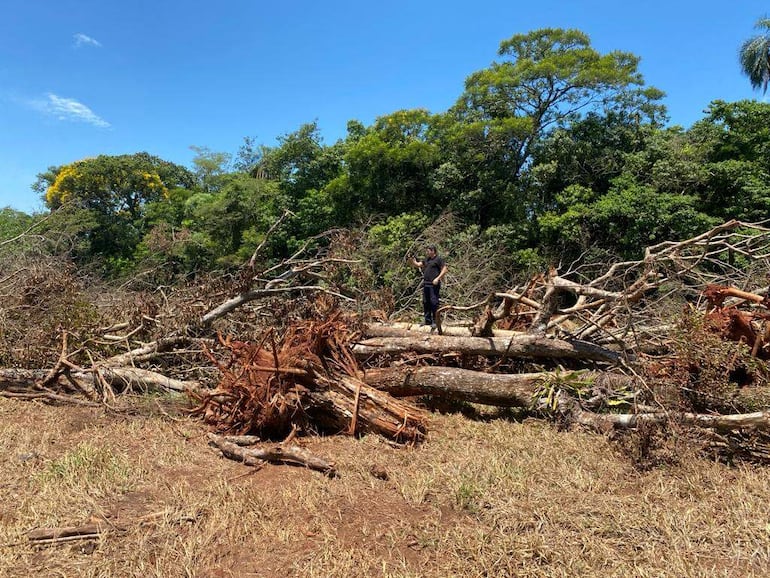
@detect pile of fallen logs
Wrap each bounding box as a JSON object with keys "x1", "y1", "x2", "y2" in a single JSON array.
[
  {"x1": 6, "y1": 219, "x2": 770, "y2": 468},
  {"x1": 189, "y1": 219, "x2": 770, "y2": 465}
]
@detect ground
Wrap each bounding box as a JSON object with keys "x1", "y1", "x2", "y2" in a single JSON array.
[{"x1": 1, "y1": 396, "x2": 769, "y2": 577}]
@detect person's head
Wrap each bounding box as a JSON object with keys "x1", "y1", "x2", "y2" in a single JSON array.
[{"x1": 426, "y1": 245, "x2": 437, "y2": 258}]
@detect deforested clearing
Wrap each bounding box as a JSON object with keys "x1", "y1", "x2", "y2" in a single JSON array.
[{"x1": 3, "y1": 398, "x2": 770, "y2": 578}]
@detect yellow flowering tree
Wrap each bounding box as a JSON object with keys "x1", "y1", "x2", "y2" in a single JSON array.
[{"x1": 37, "y1": 152, "x2": 194, "y2": 265}]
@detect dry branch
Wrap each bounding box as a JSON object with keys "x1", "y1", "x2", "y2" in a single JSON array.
[
  {"x1": 27, "y1": 524, "x2": 108, "y2": 543},
  {"x1": 573, "y1": 408, "x2": 770, "y2": 432},
  {"x1": 208, "y1": 434, "x2": 336, "y2": 475},
  {"x1": 0, "y1": 368, "x2": 200, "y2": 395},
  {"x1": 104, "y1": 337, "x2": 211, "y2": 367},
  {"x1": 362, "y1": 366, "x2": 635, "y2": 408},
  {"x1": 199, "y1": 284, "x2": 352, "y2": 328}
]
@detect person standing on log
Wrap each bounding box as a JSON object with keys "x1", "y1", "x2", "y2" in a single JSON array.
[{"x1": 411, "y1": 245, "x2": 448, "y2": 328}]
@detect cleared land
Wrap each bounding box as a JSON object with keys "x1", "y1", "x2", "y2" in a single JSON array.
[{"x1": 2, "y1": 397, "x2": 769, "y2": 577}]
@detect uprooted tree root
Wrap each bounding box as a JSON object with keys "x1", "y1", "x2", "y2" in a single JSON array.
[{"x1": 188, "y1": 312, "x2": 428, "y2": 443}]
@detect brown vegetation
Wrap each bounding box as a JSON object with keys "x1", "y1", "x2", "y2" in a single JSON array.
[{"x1": 2, "y1": 400, "x2": 770, "y2": 576}]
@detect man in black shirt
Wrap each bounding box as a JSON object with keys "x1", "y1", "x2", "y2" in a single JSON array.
[{"x1": 411, "y1": 245, "x2": 448, "y2": 327}]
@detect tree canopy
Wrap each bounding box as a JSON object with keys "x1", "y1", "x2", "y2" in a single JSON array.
[{"x1": 12, "y1": 27, "x2": 769, "y2": 286}]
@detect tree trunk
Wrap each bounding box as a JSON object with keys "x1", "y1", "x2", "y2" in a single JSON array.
[
  {"x1": 352, "y1": 334, "x2": 623, "y2": 363},
  {"x1": 363, "y1": 366, "x2": 637, "y2": 407},
  {"x1": 308, "y1": 374, "x2": 428, "y2": 442},
  {"x1": 363, "y1": 322, "x2": 520, "y2": 339},
  {"x1": 573, "y1": 408, "x2": 770, "y2": 431},
  {"x1": 363, "y1": 366, "x2": 542, "y2": 406}
]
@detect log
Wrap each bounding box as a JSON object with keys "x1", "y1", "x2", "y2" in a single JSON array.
[
  {"x1": 105, "y1": 367, "x2": 200, "y2": 393},
  {"x1": 363, "y1": 366, "x2": 638, "y2": 408},
  {"x1": 352, "y1": 334, "x2": 623, "y2": 363},
  {"x1": 310, "y1": 375, "x2": 428, "y2": 442},
  {"x1": 207, "y1": 434, "x2": 336, "y2": 475},
  {"x1": 363, "y1": 322, "x2": 520, "y2": 339},
  {"x1": 0, "y1": 368, "x2": 200, "y2": 395},
  {"x1": 0, "y1": 368, "x2": 52, "y2": 389},
  {"x1": 364, "y1": 366, "x2": 542, "y2": 406},
  {"x1": 573, "y1": 408, "x2": 770, "y2": 431}
]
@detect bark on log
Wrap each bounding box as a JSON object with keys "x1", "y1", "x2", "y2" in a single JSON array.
[
  {"x1": 309, "y1": 374, "x2": 428, "y2": 442},
  {"x1": 106, "y1": 367, "x2": 200, "y2": 393},
  {"x1": 363, "y1": 366, "x2": 637, "y2": 407},
  {"x1": 364, "y1": 366, "x2": 542, "y2": 406},
  {"x1": 352, "y1": 334, "x2": 623, "y2": 364}
]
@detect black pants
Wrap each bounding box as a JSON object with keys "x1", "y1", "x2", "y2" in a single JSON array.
[{"x1": 422, "y1": 283, "x2": 440, "y2": 324}]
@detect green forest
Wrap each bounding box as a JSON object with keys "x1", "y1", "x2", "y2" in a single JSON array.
[{"x1": 5, "y1": 26, "x2": 770, "y2": 291}]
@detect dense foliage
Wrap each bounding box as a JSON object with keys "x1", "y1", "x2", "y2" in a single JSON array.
[{"x1": 6, "y1": 27, "x2": 770, "y2": 295}]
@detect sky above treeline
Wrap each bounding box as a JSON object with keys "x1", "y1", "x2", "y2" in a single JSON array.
[{"x1": 1, "y1": 0, "x2": 767, "y2": 213}]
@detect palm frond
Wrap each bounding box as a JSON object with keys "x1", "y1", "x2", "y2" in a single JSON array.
[{"x1": 739, "y1": 19, "x2": 770, "y2": 93}]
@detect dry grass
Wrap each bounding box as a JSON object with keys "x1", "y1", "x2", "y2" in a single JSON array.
[{"x1": 2, "y1": 398, "x2": 770, "y2": 577}]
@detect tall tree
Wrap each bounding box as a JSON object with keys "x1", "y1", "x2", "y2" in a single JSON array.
[
  {"x1": 689, "y1": 100, "x2": 770, "y2": 221},
  {"x1": 259, "y1": 122, "x2": 339, "y2": 201},
  {"x1": 332, "y1": 109, "x2": 444, "y2": 221},
  {"x1": 190, "y1": 146, "x2": 231, "y2": 193},
  {"x1": 36, "y1": 153, "x2": 194, "y2": 266},
  {"x1": 446, "y1": 28, "x2": 662, "y2": 227},
  {"x1": 740, "y1": 17, "x2": 770, "y2": 93}
]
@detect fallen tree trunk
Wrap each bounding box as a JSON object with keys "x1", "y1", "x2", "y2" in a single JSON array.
[
  {"x1": 106, "y1": 367, "x2": 200, "y2": 393},
  {"x1": 364, "y1": 366, "x2": 544, "y2": 406},
  {"x1": 0, "y1": 368, "x2": 200, "y2": 395},
  {"x1": 310, "y1": 374, "x2": 428, "y2": 441},
  {"x1": 352, "y1": 334, "x2": 624, "y2": 364},
  {"x1": 573, "y1": 408, "x2": 770, "y2": 431},
  {"x1": 363, "y1": 366, "x2": 637, "y2": 407},
  {"x1": 363, "y1": 322, "x2": 520, "y2": 339}
]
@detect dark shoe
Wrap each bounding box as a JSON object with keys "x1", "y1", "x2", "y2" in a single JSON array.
[{"x1": 430, "y1": 323, "x2": 437, "y2": 330}]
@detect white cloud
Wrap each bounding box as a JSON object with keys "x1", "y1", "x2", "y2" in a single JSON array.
[
  {"x1": 73, "y1": 33, "x2": 102, "y2": 48},
  {"x1": 32, "y1": 93, "x2": 110, "y2": 128}
]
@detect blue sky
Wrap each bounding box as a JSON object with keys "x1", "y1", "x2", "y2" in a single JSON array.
[{"x1": 1, "y1": 0, "x2": 767, "y2": 213}]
